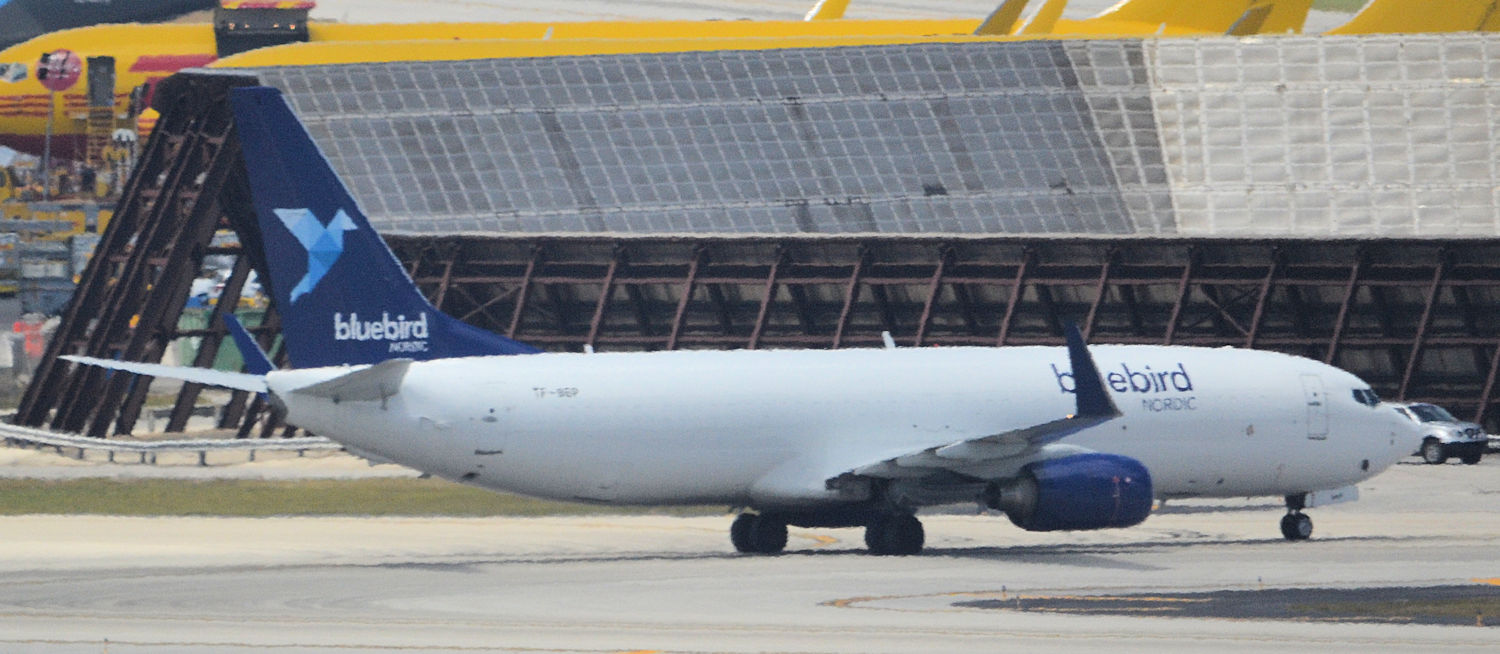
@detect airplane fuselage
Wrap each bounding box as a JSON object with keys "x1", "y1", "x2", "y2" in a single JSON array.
[{"x1": 269, "y1": 344, "x2": 1420, "y2": 509}]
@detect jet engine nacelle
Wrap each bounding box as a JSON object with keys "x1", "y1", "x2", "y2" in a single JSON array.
[{"x1": 984, "y1": 453, "x2": 1153, "y2": 532}]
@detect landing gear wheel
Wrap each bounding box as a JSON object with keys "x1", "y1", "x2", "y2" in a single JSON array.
[
  {"x1": 1421, "y1": 440, "x2": 1448, "y2": 465},
  {"x1": 730, "y1": 513, "x2": 755, "y2": 552},
  {"x1": 1462, "y1": 453, "x2": 1483, "y2": 465},
  {"x1": 865, "y1": 514, "x2": 925, "y2": 556},
  {"x1": 730, "y1": 513, "x2": 787, "y2": 554},
  {"x1": 1279, "y1": 512, "x2": 1312, "y2": 541}
]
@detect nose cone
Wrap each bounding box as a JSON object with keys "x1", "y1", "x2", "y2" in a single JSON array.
[{"x1": 1381, "y1": 404, "x2": 1426, "y2": 463}]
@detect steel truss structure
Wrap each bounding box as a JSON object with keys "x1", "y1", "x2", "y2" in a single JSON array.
[
  {"x1": 394, "y1": 235, "x2": 1500, "y2": 429},
  {"x1": 14, "y1": 72, "x2": 1500, "y2": 437}
]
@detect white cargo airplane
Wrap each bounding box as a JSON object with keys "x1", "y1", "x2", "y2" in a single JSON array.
[{"x1": 64, "y1": 87, "x2": 1423, "y2": 555}]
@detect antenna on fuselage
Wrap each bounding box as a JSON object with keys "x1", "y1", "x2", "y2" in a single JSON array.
[{"x1": 881, "y1": 331, "x2": 897, "y2": 349}]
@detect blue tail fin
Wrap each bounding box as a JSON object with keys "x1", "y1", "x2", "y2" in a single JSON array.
[{"x1": 227, "y1": 86, "x2": 540, "y2": 368}]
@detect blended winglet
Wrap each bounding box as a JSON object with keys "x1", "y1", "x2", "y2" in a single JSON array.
[
  {"x1": 839, "y1": 324, "x2": 1124, "y2": 479},
  {"x1": 1063, "y1": 322, "x2": 1119, "y2": 418}
]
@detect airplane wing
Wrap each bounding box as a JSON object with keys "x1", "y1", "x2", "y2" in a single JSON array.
[{"x1": 831, "y1": 324, "x2": 1120, "y2": 483}]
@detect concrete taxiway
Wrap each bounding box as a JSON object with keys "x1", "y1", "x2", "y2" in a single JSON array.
[{"x1": 2, "y1": 459, "x2": 1498, "y2": 653}]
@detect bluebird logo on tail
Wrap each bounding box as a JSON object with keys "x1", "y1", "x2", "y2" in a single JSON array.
[
  {"x1": 229, "y1": 84, "x2": 541, "y2": 368},
  {"x1": 273, "y1": 207, "x2": 357, "y2": 303}
]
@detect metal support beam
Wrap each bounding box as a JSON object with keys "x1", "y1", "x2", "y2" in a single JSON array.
[
  {"x1": 166, "y1": 254, "x2": 253, "y2": 432},
  {"x1": 747, "y1": 248, "x2": 785, "y2": 350},
  {"x1": 507, "y1": 246, "x2": 542, "y2": 338},
  {"x1": 1399, "y1": 255, "x2": 1448, "y2": 398},
  {"x1": 913, "y1": 246, "x2": 950, "y2": 346},
  {"x1": 586, "y1": 247, "x2": 624, "y2": 348},
  {"x1": 1082, "y1": 248, "x2": 1114, "y2": 340},
  {"x1": 996, "y1": 248, "x2": 1031, "y2": 346},
  {"x1": 1244, "y1": 249, "x2": 1280, "y2": 349},
  {"x1": 705, "y1": 283, "x2": 736, "y2": 339},
  {"x1": 666, "y1": 247, "x2": 705, "y2": 350},
  {"x1": 1324, "y1": 251, "x2": 1365, "y2": 365},
  {"x1": 949, "y1": 282, "x2": 979, "y2": 337},
  {"x1": 830, "y1": 248, "x2": 866, "y2": 349},
  {"x1": 432, "y1": 246, "x2": 458, "y2": 310},
  {"x1": 1163, "y1": 248, "x2": 1195, "y2": 345}
]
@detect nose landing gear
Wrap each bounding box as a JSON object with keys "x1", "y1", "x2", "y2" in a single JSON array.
[{"x1": 1280, "y1": 493, "x2": 1313, "y2": 541}]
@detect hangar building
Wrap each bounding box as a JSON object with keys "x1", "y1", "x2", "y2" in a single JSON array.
[{"x1": 15, "y1": 35, "x2": 1500, "y2": 437}]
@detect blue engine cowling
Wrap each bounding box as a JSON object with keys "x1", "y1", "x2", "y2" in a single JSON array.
[{"x1": 986, "y1": 453, "x2": 1153, "y2": 532}]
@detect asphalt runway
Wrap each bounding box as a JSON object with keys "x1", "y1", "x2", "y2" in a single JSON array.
[{"x1": 2, "y1": 460, "x2": 1499, "y2": 652}]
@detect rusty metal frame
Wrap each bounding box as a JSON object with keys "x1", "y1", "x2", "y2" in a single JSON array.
[{"x1": 376, "y1": 236, "x2": 1500, "y2": 430}]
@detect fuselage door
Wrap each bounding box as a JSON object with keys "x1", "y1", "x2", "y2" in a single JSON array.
[{"x1": 1301, "y1": 374, "x2": 1328, "y2": 440}]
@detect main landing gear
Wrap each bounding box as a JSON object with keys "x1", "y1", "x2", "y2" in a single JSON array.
[
  {"x1": 864, "y1": 513, "x2": 924, "y2": 556},
  {"x1": 1280, "y1": 493, "x2": 1313, "y2": 541},
  {"x1": 730, "y1": 511, "x2": 926, "y2": 555},
  {"x1": 730, "y1": 513, "x2": 787, "y2": 554}
]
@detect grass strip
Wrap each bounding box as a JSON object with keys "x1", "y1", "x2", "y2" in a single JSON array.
[{"x1": 0, "y1": 478, "x2": 724, "y2": 517}]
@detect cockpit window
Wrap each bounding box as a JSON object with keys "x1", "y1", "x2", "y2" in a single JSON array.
[
  {"x1": 1408, "y1": 403, "x2": 1456, "y2": 423},
  {"x1": 1351, "y1": 388, "x2": 1380, "y2": 407}
]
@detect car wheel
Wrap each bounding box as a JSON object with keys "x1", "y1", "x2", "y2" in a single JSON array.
[
  {"x1": 1421, "y1": 439, "x2": 1448, "y2": 465},
  {"x1": 1461, "y1": 453, "x2": 1483, "y2": 465}
]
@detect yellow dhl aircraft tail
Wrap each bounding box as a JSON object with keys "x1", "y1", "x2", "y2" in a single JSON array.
[
  {"x1": 1326, "y1": 0, "x2": 1500, "y2": 35},
  {"x1": 1031, "y1": 0, "x2": 1313, "y2": 36}
]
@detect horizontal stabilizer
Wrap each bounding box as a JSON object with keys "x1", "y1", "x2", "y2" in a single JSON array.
[
  {"x1": 60, "y1": 355, "x2": 268, "y2": 393},
  {"x1": 290, "y1": 358, "x2": 412, "y2": 403}
]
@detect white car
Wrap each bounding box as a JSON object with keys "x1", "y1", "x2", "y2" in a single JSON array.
[{"x1": 1392, "y1": 402, "x2": 1487, "y2": 465}]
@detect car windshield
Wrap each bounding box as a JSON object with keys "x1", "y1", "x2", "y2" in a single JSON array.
[{"x1": 1409, "y1": 404, "x2": 1457, "y2": 423}]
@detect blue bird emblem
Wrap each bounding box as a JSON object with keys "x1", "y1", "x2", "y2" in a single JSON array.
[{"x1": 273, "y1": 207, "x2": 358, "y2": 303}]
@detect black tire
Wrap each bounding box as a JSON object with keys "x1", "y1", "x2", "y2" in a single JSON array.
[
  {"x1": 747, "y1": 514, "x2": 787, "y2": 554},
  {"x1": 868, "y1": 514, "x2": 924, "y2": 556},
  {"x1": 730, "y1": 513, "x2": 756, "y2": 553},
  {"x1": 1462, "y1": 453, "x2": 1483, "y2": 465},
  {"x1": 1421, "y1": 439, "x2": 1448, "y2": 465},
  {"x1": 1279, "y1": 513, "x2": 1312, "y2": 541},
  {"x1": 864, "y1": 519, "x2": 882, "y2": 552}
]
